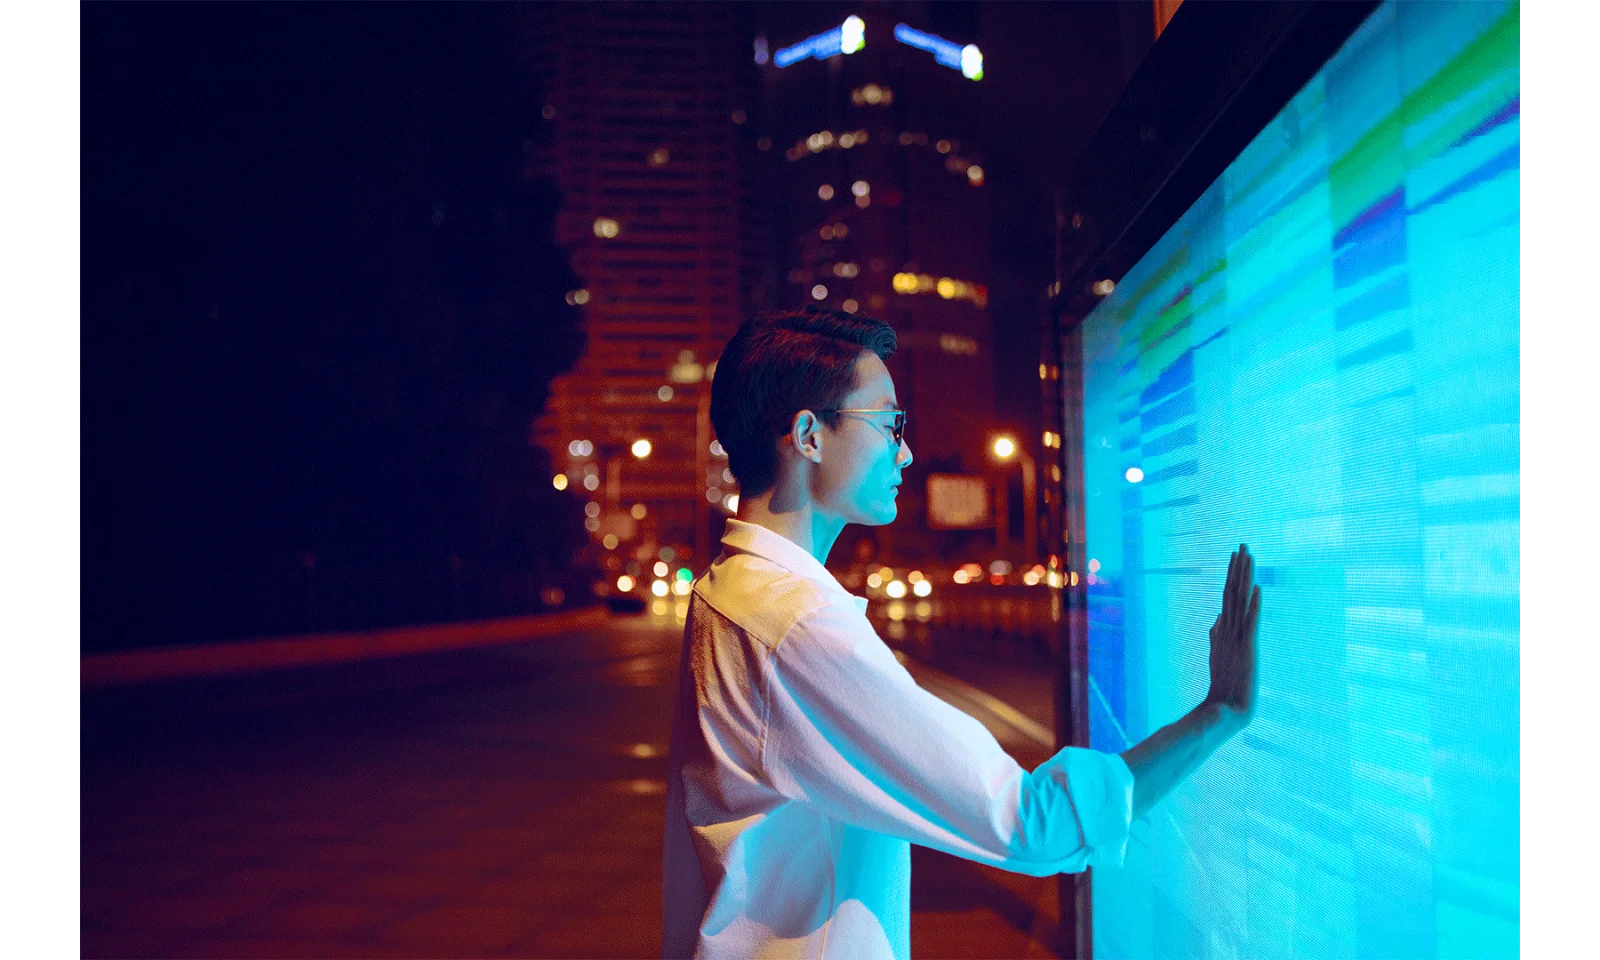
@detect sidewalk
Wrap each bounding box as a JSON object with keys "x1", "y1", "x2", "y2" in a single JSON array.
[
  {"x1": 81, "y1": 613, "x2": 1068, "y2": 958},
  {"x1": 81, "y1": 606, "x2": 610, "y2": 687}
]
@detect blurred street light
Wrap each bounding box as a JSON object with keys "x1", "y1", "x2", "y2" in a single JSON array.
[
  {"x1": 989, "y1": 434, "x2": 1037, "y2": 564},
  {"x1": 631, "y1": 439, "x2": 652, "y2": 459}
]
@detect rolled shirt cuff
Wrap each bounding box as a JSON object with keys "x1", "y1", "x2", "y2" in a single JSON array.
[{"x1": 1062, "y1": 748, "x2": 1135, "y2": 869}]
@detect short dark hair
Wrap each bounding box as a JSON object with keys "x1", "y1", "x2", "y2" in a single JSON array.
[{"x1": 710, "y1": 306, "x2": 897, "y2": 496}]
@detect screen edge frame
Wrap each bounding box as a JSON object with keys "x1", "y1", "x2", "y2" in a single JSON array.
[{"x1": 1043, "y1": 2, "x2": 1383, "y2": 955}]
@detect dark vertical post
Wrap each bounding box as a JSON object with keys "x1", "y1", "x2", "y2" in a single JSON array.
[{"x1": 1053, "y1": 307, "x2": 1093, "y2": 959}]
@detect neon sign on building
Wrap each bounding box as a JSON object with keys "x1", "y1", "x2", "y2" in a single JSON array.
[
  {"x1": 772, "y1": 15, "x2": 865, "y2": 67},
  {"x1": 892, "y1": 24, "x2": 983, "y2": 80}
]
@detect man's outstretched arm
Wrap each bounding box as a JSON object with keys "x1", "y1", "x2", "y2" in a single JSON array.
[{"x1": 1120, "y1": 544, "x2": 1262, "y2": 822}]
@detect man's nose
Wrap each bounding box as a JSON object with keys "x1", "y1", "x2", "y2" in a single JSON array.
[{"x1": 896, "y1": 439, "x2": 913, "y2": 469}]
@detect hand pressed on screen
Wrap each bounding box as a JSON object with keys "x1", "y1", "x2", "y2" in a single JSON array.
[{"x1": 1205, "y1": 544, "x2": 1261, "y2": 727}]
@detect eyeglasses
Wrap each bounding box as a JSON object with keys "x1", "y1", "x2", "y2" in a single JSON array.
[{"x1": 824, "y1": 408, "x2": 907, "y2": 446}]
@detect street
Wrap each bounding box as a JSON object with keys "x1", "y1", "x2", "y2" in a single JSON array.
[{"x1": 83, "y1": 609, "x2": 1067, "y2": 958}]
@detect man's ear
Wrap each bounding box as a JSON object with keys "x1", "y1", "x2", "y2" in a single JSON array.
[{"x1": 790, "y1": 410, "x2": 824, "y2": 465}]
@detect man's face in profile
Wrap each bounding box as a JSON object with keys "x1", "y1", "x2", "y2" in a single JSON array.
[{"x1": 812, "y1": 350, "x2": 914, "y2": 527}]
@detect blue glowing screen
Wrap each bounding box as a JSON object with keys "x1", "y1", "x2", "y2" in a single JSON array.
[{"x1": 1077, "y1": 2, "x2": 1519, "y2": 957}]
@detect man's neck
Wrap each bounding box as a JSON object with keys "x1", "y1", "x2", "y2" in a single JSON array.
[{"x1": 737, "y1": 490, "x2": 846, "y2": 565}]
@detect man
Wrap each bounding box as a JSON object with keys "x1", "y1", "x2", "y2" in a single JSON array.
[{"x1": 663, "y1": 307, "x2": 1260, "y2": 958}]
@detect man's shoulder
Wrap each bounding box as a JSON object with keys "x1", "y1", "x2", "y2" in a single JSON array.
[{"x1": 694, "y1": 553, "x2": 855, "y2": 651}]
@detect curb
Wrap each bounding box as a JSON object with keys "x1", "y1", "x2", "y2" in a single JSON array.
[
  {"x1": 81, "y1": 606, "x2": 612, "y2": 688},
  {"x1": 892, "y1": 650, "x2": 1056, "y2": 749}
]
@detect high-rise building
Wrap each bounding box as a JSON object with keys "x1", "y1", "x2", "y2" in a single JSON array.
[
  {"x1": 520, "y1": 3, "x2": 766, "y2": 567},
  {"x1": 758, "y1": 4, "x2": 996, "y2": 562}
]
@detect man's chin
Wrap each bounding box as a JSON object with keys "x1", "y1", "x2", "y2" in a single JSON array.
[{"x1": 848, "y1": 502, "x2": 898, "y2": 527}]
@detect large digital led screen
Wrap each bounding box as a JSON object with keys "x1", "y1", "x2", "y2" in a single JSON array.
[{"x1": 1076, "y1": 2, "x2": 1519, "y2": 957}]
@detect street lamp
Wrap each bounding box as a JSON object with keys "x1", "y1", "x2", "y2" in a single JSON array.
[
  {"x1": 990, "y1": 433, "x2": 1037, "y2": 564},
  {"x1": 667, "y1": 350, "x2": 717, "y2": 570},
  {"x1": 597, "y1": 438, "x2": 653, "y2": 519}
]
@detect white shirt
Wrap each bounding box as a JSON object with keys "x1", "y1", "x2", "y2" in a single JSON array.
[{"x1": 662, "y1": 518, "x2": 1134, "y2": 959}]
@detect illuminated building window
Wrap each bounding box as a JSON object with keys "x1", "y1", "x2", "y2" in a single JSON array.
[
  {"x1": 891, "y1": 272, "x2": 988, "y2": 309},
  {"x1": 790, "y1": 129, "x2": 868, "y2": 161},
  {"x1": 850, "y1": 84, "x2": 894, "y2": 107},
  {"x1": 938, "y1": 334, "x2": 980, "y2": 356}
]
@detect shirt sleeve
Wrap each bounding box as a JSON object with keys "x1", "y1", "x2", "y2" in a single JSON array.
[{"x1": 759, "y1": 596, "x2": 1133, "y2": 876}]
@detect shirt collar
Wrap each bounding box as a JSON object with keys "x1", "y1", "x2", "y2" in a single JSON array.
[{"x1": 720, "y1": 518, "x2": 869, "y2": 614}]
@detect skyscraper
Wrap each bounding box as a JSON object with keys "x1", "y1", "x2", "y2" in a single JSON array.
[
  {"x1": 759, "y1": 4, "x2": 996, "y2": 562},
  {"x1": 521, "y1": 3, "x2": 766, "y2": 567}
]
